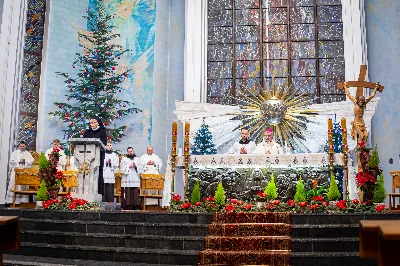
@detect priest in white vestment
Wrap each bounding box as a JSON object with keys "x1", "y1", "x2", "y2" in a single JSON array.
[
  {"x1": 45, "y1": 139, "x2": 66, "y2": 171},
  {"x1": 5, "y1": 141, "x2": 34, "y2": 205},
  {"x1": 120, "y1": 147, "x2": 141, "y2": 210},
  {"x1": 254, "y1": 128, "x2": 284, "y2": 155},
  {"x1": 227, "y1": 127, "x2": 256, "y2": 154},
  {"x1": 103, "y1": 140, "x2": 119, "y2": 202},
  {"x1": 139, "y1": 146, "x2": 163, "y2": 205}
]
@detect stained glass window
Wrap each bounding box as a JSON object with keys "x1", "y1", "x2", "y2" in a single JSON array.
[
  {"x1": 207, "y1": 0, "x2": 345, "y2": 104},
  {"x1": 17, "y1": 0, "x2": 47, "y2": 150}
]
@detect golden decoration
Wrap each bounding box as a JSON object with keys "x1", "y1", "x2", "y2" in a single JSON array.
[{"x1": 78, "y1": 161, "x2": 91, "y2": 175}]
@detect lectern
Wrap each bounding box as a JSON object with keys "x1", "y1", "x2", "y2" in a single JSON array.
[{"x1": 69, "y1": 138, "x2": 106, "y2": 202}]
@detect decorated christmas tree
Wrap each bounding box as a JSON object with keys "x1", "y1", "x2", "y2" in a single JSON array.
[
  {"x1": 191, "y1": 123, "x2": 217, "y2": 155},
  {"x1": 49, "y1": 1, "x2": 141, "y2": 142},
  {"x1": 324, "y1": 115, "x2": 342, "y2": 153}
]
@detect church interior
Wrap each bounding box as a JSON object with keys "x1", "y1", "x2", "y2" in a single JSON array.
[{"x1": 0, "y1": 0, "x2": 399, "y2": 265}]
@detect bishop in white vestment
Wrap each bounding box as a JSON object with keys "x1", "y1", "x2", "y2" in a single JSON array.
[
  {"x1": 139, "y1": 146, "x2": 163, "y2": 205},
  {"x1": 227, "y1": 127, "x2": 256, "y2": 154},
  {"x1": 45, "y1": 139, "x2": 66, "y2": 171},
  {"x1": 254, "y1": 129, "x2": 284, "y2": 155},
  {"x1": 5, "y1": 142, "x2": 34, "y2": 205},
  {"x1": 103, "y1": 141, "x2": 119, "y2": 202},
  {"x1": 120, "y1": 147, "x2": 141, "y2": 210}
]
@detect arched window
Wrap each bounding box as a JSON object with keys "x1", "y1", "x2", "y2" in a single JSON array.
[{"x1": 207, "y1": 0, "x2": 344, "y2": 105}]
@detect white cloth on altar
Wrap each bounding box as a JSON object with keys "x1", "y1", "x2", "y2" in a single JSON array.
[
  {"x1": 254, "y1": 141, "x2": 284, "y2": 155},
  {"x1": 5, "y1": 150, "x2": 34, "y2": 204},
  {"x1": 120, "y1": 157, "x2": 140, "y2": 188},
  {"x1": 103, "y1": 152, "x2": 119, "y2": 184},
  {"x1": 227, "y1": 141, "x2": 256, "y2": 154},
  {"x1": 68, "y1": 156, "x2": 78, "y2": 170},
  {"x1": 45, "y1": 148, "x2": 66, "y2": 171},
  {"x1": 139, "y1": 154, "x2": 163, "y2": 205}
]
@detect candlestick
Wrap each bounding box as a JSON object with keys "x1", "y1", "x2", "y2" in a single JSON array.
[
  {"x1": 341, "y1": 117, "x2": 346, "y2": 130},
  {"x1": 171, "y1": 121, "x2": 177, "y2": 156},
  {"x1": 183, "y1": 121, "x2": 190, "y2": 201},
  {"x1": 328, "y1": 118, "x2": 333, "y2": 130},
  {"x1": 341, "y1": 117, "x2": 349, "y2": 199}
]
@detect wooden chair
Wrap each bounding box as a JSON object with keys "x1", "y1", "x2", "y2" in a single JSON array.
[
  {"x1": 114, "y1": 171, "x2": 122, "y2": 203},
  {"x1": 11, "y1": 169, "x2": 40, "y2": 207},
  {"x1": 387, "y1": 170, "x2": 400, "y2": 211},
  {"x1": 59, "y1": 171, "x2": 78, "y2": 196},
  {"x1": 139, "y1": 174, "x2": 165, "y2": 210}
]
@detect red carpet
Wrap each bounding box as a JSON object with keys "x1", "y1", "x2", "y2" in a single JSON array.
[{"x1": 199, "y1": 212, "x2": 291, "y2": 266}]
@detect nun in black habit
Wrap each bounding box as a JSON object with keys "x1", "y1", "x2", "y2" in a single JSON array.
[{"x1": 83, "y1": 116, "x2": 108, "y2": 199}]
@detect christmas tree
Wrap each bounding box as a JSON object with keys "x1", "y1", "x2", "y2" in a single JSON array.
[
  {"x1": 191, "y1": 123, "x2": 217, "y2": 155},
  {"x1": 48, "y1": 1, "x2": 141, "y2": 142},
  {"x1": 324, "y1": 115, "x2": 342, "y2": 153}
]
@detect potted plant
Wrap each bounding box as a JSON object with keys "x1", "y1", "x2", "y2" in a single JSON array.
[
  {"x1": 36, "y1": 179, "x2": 48, "y2": 207},
  {"x1": 294, "y1": 177, "x2": 307, "y2": 203},
  {"x1": 368, "y1": 146, "x2": 382, "y2": 179},
  {"x1": 356, "y1": 172, "x2": 376, "y2": 203},
  {"x1": 38, "y1": 149, "x2": 65, "y2": 200},
  {"x1": 264, "y1": 175, "x2": 277, "y2": 203},
  {"x1": 327, "y1": 175, "x2": 341, "y2": 203},
  {"x1": 373, "y1": 173, "x2": 386, "y2": 203}
]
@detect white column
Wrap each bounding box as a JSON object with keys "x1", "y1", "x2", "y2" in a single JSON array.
[
  {"x1": 342, "y1": 0, "x2": 368, "y2": 95},
  {"x1": 184, "y1": 0, "x2": 207, "y2": 103},
  {"x1": 0, "y1": 0, "x2": 27, "y2": 205}
]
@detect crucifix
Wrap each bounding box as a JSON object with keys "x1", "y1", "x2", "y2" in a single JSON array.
[
  {"x1": 337, "y1": 65, "x2": 384, "y2": 172},
  {"x1": 337, "y1": 65, "x2": 384, "y2": 144}
]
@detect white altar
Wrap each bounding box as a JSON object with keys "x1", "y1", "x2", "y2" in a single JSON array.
[{"x1": 162, "y1": 153, "x2": 357, "y2": 206}]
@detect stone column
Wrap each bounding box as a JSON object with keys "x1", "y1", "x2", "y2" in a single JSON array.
[{"x1": 0, "y1": 0, "x2": 27, "y2": 205}]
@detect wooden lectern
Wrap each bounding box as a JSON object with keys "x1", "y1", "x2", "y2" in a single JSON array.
[
  {"x1": 69, "y1": 138, "x2": 106, "y2": 202},
  {"x1": 0, "y1": 216, "x2": 20, "y2": 266}
]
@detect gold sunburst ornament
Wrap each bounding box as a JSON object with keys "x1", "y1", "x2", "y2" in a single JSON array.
[{"x1": 231, "y1": 78, "x2": 319, "y2": 152}]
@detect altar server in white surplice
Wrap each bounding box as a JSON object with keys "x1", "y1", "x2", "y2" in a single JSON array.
[
  {"x1": 120, "y1": 147, "x2": 141, "y2": 210},
  {"x1": 5, "y1": 141, "x2": 34, "y2": 205},
  {"x1": 254, "y1": 128, "x2": 284, "y2": 155},
  {"x1": 139, "y1": 146, "x2": 163, "y2": 205},
  {"x1": 227, "y1": 127, "x2": 256, "y2": 154},
  {"x1": 45, "y1": 139, "x2": 66, "y2": 171},
  {"x1": 103, "y1": 140, "x2": 119, "y2": 202}
]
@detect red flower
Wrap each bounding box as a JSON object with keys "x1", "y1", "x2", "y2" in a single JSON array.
[
  {"x1": 322, "y1": 201, "x2": 328, "y2": 206},
  {"x1": 299, "y1": 202, "x2": 307, "y2": 207},
  {"x1": 172, "y1": 195, "x2": 181, "y2": 202},
  {"x1": 52, "y1": 199, "x2": 58, "y2": 204},
  {"x1": 195, "y1": 202, "x2": 201, "y2": 206},
  {"x1": 356, "y1": 172, "x2": 376, "y2": 188},
  {"x1": 313, "y1": 196, "x2": 324, "y2": 202},
  {"x1": 42, "y1": 201, "x2": 49, "y2": 209},
  {"x1": 352, "y1": 199, "x2": 359, "y2": 205},
  {"x1": 273, "y1": 200, "x2": 280, "y2": 205},
  {"x1": 336, "y1": 200, "x2": 347, "y2": 210},
  {"x1": 68, "y1": 202, "x2": 77, "y2": 210},
  {"x1": 66, "y1": 192, "x2": 72, "y2": 199},
  {"x1": 78, "y1": 199, "x2": 86, "y2": 206},
  {"x1": 309, "y1": 204, "x2": 318, "y2": 210},
  {"x1": 376, "y1": 204, "x2": 385, "y2": 212},
  {"x1": 287, "y1": 199, "x2": 295, "y2": 207},
  {"x1": 236, "y1": 200, "x2": 243, "y2": 205},
  {"x1": 225, "y1": 204, "x2": 235, "y2": 212},
  {"x1": 242, "y1": 204, "x2": 253, "y2": 210},
  {"x1": 358, "y1": 141, "x2": 366, "y2": 148},
  {"x1": 180, "y1": 203, "x2": 191, "y2": 210}
]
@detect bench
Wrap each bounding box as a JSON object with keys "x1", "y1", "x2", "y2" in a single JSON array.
[
  {"x1": 387, "y1": 170, "x2": 400, "y2": 211},
  {"x1": 11, "y1": 169, "x2": 40, "y2": 207}
]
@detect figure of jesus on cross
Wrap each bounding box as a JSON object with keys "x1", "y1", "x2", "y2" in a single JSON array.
[{"x1": 337, "y1": 65, "x2": 384, "y2": 145}]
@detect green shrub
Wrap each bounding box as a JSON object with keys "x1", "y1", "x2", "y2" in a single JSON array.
[
  {"x1": 368, "y1": 146, "x2": 380, "y2": 169},
  {"x1": 294, "y1": 177, "x2": 307, "y2": 203},
  {"x1": 214, "y1": 182, "x2": 226, "y2": 205},
  {"x1": 190, "y1": 181, "x2": 201, "y2": 204},
  {"x1": 264, "y1": 174, "x2": 277, "y2": 200},
  {"x1": 373, "y1": 173, "x2": 386, "y2": 203},
  {"x1": 36, "y1": 179, "x2": 48, "y2": 201},
  {"x1": 38, "y1": 152, "x2": 51, "y2": 170},
  {"x1": 327, "y1": 175, "x2": 341, "y2": 201}
]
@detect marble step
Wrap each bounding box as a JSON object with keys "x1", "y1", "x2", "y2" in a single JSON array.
[
  {"x1": 21, "y1": 230, "x2": 205, "y2": 250},
  {"x1": 291, "y1": 224, "x2": 359, "y2": 238},
  {"x1": 3, "y1": 254, "x2": 193, "y2": 266},
  {"x1": 290, "y1": 252, "x2": 377, "y2": 266},
  {"x1": 19, "y1": 218, "x2": 208, "y2": 236},
  {"x1": 292, "y1": 213, "x2": 400, "y2": 225},
  {"x1": 291, "y1": 237, "x2": 358, "y2": 252},
  {"x1": 7, "y1": 242, "x2": 199, "y2": 265}
]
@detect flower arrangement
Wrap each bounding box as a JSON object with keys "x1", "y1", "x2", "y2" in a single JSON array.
[
  {"x1": 255, "y1": 191, "x2": 267, "y2": 202},
  {"x1": 38, "y1": 192, "x2": 99, "y2": 211},
  {"x1": 38, "y1": 149, "x2": 65, "y2": 199}
]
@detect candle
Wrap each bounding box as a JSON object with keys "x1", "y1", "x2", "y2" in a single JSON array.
[
  {"x1": 172, "y1": 121, "x2": 177, "y2": 133},
  {"x1": 328, "y1": 118, "x2": 333, "y2": 130},
  {"x1": 184, "y1": 121, "x2": 190, "y2": 155},
  {"x1": 341, "y1": 117, "x2": 346, "y2": 130},
  {"x1": 185, "y1": 121, "x2": 190, "y2": 132},
  {"x1": 171, "y1": 121, "x2": 177, "y2": 156},
  {"x1": 179, "y1": 146, "x2": 182, "y2": 156}
]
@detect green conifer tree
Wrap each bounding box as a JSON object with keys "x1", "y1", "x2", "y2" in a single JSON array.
[
  {"x1": 368, "y1": 146, "x2": 380, "y2": 169},
  {"x1": 373, "y1": 173, "x2": 386, "y2": 203},
  {"x1": 36, "y1": 180, "x2": 48, "y2": 201},
  {"x1": 294, "y1": 177, "x2": 307, "y2": 203},
  {"x1": 264, "y1": 175, "x2": 277, "y2": 200},
  {"x1": 190, "y1": 181, "x2": 201, "y2": 204},
  {"x1": 327, "y1": 175, "x2": 341, "y2": 201},
  {"x1": 214, "y1": 182, "x2": 226, "y2": 205}
]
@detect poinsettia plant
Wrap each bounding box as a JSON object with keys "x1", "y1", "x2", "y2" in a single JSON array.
[
  {"x1": 255, "y1": 191, "x2": 267, "y2": 202},
  {"x1": 356, "y1": 172, "x2": 376, "y2": 191},
  {"x1": 38, "y1": 192, "x2": 99, "y2": 211},
  {"x1": 38, "y1": 148, "x2": 66, "y2": 198}
]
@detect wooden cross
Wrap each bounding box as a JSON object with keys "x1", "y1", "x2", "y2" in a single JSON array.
[{"x1": 337, "y1": 65, "x2": 384, "y2": 95}]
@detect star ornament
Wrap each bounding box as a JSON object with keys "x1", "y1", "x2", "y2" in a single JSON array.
[{"x1": 230, "y1": 77, "x2": 319, "y2": 152}]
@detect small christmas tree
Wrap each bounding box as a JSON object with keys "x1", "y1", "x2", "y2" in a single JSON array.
[
  {"x1": 48, "y1": 1, "x2": 141, "y2": 142},
  {"x1": 324, "y1": 115, "x2": 342, "y2": 153},
  {"x1": 373, "y1": 173, "x2": 386, "y2": 203},
  {"x1": 368, "y1": 146, "x2": 380, "y2": 170},
  {"x1": 214, "y1": 182, "x2": 226, "y2": 205},
  {"x1": 264, "y1": 175, "x2": 277, "y2": 201},
  {"x1": 191, "y1": 123, "x2": 217, "y2": 155},
  {"x1": 327, "y1": 175, "x2": 341, "y2": 201},
  {"x1": 36, "y1": 179, "x2": 48, "y2": 201},
  {"x1": 294, "y1": 177, "x2": 307, "y2": 203},
  {"x1": 190, "y1": 181, "x2": 201, "y2": 205}
]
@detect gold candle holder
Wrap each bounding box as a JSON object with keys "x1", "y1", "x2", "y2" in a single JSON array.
[
  {"x1": 184, "y1": 121, "x2": 190, "y2": 201},
  {"x1": 341, "y1": 117, "x2": 349, "y2": 200},
  {"x1": 327, "y1": 118, "x2": 334, "y2": 177},
  {"x1": 170, "y1": 121, "x2": 178, "y2": 198}
]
